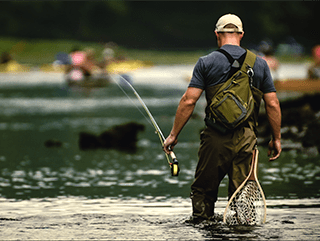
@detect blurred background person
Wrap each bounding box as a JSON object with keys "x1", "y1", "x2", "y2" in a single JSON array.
[
  {"x1": 103, "y1": 42, "x2": 116, "y2": 63},
  {"x1": 307, "y1": 45, "x2": 320, "y2": 79},
  {"x1": 66, "y1": 46, "x2": 86, "y2": 75},
  {"x1": 67, "y1": 46, "x2": 100, "y2": 77},
  {"x1": 259, "y1": 40, "x2": 280, "y2": 81}
]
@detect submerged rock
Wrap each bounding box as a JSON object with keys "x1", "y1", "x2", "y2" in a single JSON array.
[
  {"x1": 44, "y1": 139, "x2": 63, "y2": 148},
  {"x1": 79, "y1": 122, "x2": 145, "y2": 153}
]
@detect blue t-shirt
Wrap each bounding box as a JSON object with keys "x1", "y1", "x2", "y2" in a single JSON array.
[{"x1": 189, "y1": 44, "x2": 276, "y2": 93}]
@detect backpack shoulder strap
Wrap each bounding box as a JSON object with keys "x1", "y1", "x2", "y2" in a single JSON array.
[
  {"x1": 217, "y1": 48, "x2": 246, "y2": 78},
  {"x1": 216, "y1": 48, "x2": 234, "y2": 64},
  {"x1": 241, "y1": 49, "x2": 257, "y2": 87},
  {"x1": 241, "y1": 49, "x2": 256, "y2": 72}
]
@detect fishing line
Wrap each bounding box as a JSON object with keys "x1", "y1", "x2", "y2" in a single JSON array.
[
  {"x1": 113, "y1": 78, "x2": 153, "y2": 128},
  {"x1": 110, "y1": 74, "x2": 179, "y2": 176},
  {"x1": 110, "y1": 74, "x2": 168, "y2": 157}
]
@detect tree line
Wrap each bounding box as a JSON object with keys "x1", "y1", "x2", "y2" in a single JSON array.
[{"x1": 0, "y1": 1, "x2": 319, "y2": 52}]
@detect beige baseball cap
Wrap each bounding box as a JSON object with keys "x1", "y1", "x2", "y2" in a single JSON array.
[{"x1": 215, "y1": 14, "x2": 243, "y2": 33}]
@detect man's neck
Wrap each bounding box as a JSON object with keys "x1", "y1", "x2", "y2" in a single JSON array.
[
  {"x1": 220, "y1": 39, "x2": 240, "y2": 47},
  {"x1": 217, "y1": 33, "x2": 242, "y2": 48}
]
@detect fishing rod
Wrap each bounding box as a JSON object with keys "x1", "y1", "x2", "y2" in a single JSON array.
[{"x1": 111, "y1": 74, "x2": 180, "y2": 176}]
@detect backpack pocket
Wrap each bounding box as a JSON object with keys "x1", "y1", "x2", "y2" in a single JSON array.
[{"x1": 209, "y1": 90, "x2": 254, "y2": 129}]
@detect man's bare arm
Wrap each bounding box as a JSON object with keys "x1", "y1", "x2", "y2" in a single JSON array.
[
  {"x1": 163, "y1": 87, "x2": 203, "y2": 154},
  {"x1": 263, "y1": 92, "x2": 282, "y2": 161}
]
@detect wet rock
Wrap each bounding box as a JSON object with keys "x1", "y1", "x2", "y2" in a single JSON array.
[
  {"x1": 301, "y1": 118, "x2": 320, "y2": 152},
  {"x1": 79, "y1": 122, "x2": 145, "y2": 153},
  {"x1": 281, "y1": 220, "x2": 295, "y2": 224},
  {"x1": 44, "y1": 139, "x2": 63, "y2": 148},
  {"x1": 280, "y1": 93, "x2": 320, "y2": 113},
  {"x1": 281, "y1": 104, "x2": 315, "y2": 132},
  {"x1": 257, "y1": 93, "x2": 320, "y2": 152}
]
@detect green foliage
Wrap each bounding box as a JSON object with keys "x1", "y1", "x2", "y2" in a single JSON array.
[{"x1": 0, "y1": 2, "x2": 319, "y2": 50}]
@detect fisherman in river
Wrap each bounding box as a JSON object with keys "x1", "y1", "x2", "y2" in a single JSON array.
[{"x1": 163, "y1": 13, "x2": 282, "y2": 223}]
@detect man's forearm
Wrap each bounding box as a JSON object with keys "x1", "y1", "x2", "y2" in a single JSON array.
[
  {"x1": 263, "y1": 92, "x2": 282, "y2": 160},
  {"x1": 169, "y1": 95, "x2": 196, "y2": 138},
  {"x1": 163, "y1": 87, "x2": 203, "y2": 154},
  {"x1": 265, "y1": 100, "x2": 281, "y2": 140}
]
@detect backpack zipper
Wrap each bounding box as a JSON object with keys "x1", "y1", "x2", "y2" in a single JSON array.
[{"x1": 223, "y1": 71, "x2": 242, "y2": 91}]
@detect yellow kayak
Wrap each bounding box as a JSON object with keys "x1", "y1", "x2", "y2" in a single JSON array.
[
  {"x1": 106, "y1": 60, "x2": 153, "y2": 74},
  {"x1": 0, "y1": 60, "x2": 30, "y2": 73}
]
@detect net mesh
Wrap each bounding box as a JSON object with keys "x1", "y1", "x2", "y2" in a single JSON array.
[{"x1": 225, "y1": 180, "x2": 265, "y2": 226}]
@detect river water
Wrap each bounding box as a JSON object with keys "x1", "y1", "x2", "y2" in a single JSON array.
[{"x1": 0, "y1": 66, "x2": 319, "y2": 240}]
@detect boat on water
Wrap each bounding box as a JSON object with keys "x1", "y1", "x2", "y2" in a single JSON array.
[
  {"x1": 65, "y1": 67, "x2": 111, "y2": 88},
  {"x1": 274, "y1": 78, "x2": 320, "y2": 93}
]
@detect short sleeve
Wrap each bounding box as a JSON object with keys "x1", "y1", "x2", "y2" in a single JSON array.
[
  {"x1": 253, "y1": 57, "x2": 276, "y2": 93},
  {"x1": 188, "y1": 58, "x2": 206, "y2": 89}
]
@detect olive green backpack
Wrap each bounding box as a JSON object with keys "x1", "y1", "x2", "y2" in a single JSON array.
[{"x1": 205, "y1": 49, "x2": 256, "y2": 132}]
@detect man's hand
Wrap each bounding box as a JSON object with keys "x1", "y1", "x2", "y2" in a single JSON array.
[
  {"x1": 163, "y1": 134, "x2": 178, "y2": 155},
  {"x1": 268, "y1": 139, "x2": 281, "y2": 161}
]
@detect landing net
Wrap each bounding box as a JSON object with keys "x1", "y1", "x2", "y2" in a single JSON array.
[{"x1": 224, "y1": 180, "x2": 265, "y2": 226}]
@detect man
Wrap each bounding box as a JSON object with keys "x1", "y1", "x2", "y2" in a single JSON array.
[{"x1": 163, "y1": 14, "x2": 281, "y2": 222}]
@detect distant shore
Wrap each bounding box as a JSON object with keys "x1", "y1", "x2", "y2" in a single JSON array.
[{"x1": 0, "y1": 37, "x2": 312, "y2": 67}]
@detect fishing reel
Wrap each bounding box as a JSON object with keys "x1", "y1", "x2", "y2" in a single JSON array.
[
  {"x1": 170, "y1": 159, "x2": 180, "y2": 176},
  {"x1": 169, "y1": 152, "x2": 180, "y2": 176}
]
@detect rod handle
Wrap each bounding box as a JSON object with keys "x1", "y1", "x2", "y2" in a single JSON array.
[{"x1": 169, "y1": 151, "x2": 176, "y2": 160}]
